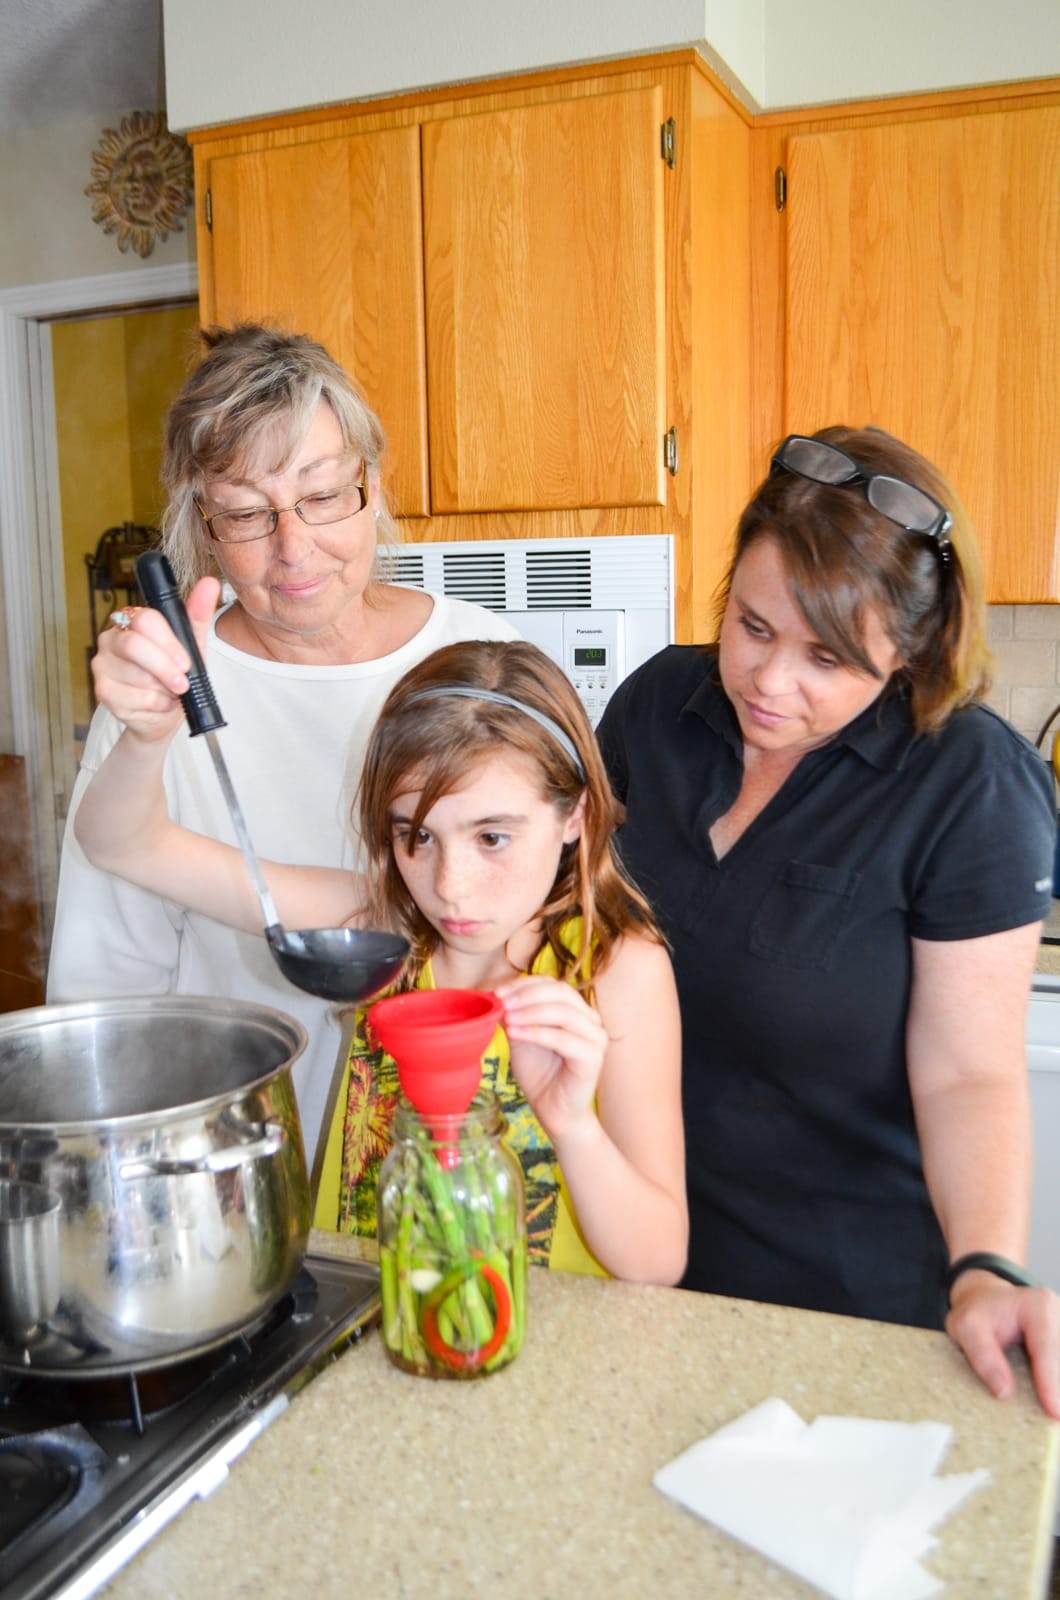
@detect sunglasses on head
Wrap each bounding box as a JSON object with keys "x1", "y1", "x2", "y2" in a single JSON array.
[{"x1": 770, "y1": 435, "x2": 953, "y2": 562}]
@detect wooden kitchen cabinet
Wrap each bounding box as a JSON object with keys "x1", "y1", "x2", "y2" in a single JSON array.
[
  {"x1": 421, "y1": 87, "x2": 666, "y2": 514},
  {"x1": 191, "y1": 58, "x2": 1060, "y2": 621},
  {"x1": 199, "y1": 81, "x2": 671, "y2": 521},
  {"x1": 781, "y1": 106, "x2": 1060, "y2": 601},
  {"x1": 202, "y1": 126, "x2": 430, "y2": 515},
  {"x1": 189, "y1": 55, "x2": 755, "y2": 641}
]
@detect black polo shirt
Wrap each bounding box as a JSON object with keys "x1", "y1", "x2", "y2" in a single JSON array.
[{"x1": 597, "y1": 646, "x2": 1054, "y2": 1328}]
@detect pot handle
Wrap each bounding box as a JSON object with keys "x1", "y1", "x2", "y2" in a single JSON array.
[{"x1": 118, "y1": 1121, "x2": 287, "y2": 1180}]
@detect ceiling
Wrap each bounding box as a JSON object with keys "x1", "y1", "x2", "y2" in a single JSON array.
[{"x1": 0, "y1": 0, "x2": 163, "y2": 134}]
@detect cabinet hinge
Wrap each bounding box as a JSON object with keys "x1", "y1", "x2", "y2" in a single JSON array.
[
  {"x1": 664, "y1": 427, "x2": 679, "y2": 476},
  {"x1": 204, "y1": 188, "x2": 213, "y2": 232},
  {"x1": 660, "y1": 118, "x2": 676, "y2": 169},
  {"x1": 774, "y1": 166, "x2": 787, "y2": 213}
]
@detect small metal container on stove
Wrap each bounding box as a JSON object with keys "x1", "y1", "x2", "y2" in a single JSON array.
[
  {"x1": 0, "y1": 996, "x2": 310, "y2": 1375},
  {"x1": 0, "y1": 1179, "x2": 62, "y2": 1341}
]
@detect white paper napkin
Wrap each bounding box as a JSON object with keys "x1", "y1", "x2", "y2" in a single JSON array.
[{"x1": 653, "y1": 1398, "x2": 989, "y2": 1600}]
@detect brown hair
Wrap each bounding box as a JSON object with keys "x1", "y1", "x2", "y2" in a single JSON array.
[
  {"x1": 159, "y1": 323, "x2": 401, "y2": 591},
  {"x1": 715, "y1": 425, "x2": 991, "y2": 732},
  {"x1": 356, "y1": 641, "x2": 662, "y2": 987}
]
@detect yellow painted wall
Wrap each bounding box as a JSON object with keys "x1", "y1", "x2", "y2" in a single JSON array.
[
  {"x1": 126, "y1": 306, "x2": 200, "y2": 526},
  {"x1": 52, "y1": 316, "x2": 133, "y2": 728},
  {"x1": 51, "y1": 303, "x2": 199, "y2": 727}
]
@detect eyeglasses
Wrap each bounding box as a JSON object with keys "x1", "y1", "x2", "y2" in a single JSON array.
[
  {"x1": 196, "y1": 480, "x2": 368, "y2": 544},
  {"x1": 770, "y1": 436, "x2": 953, "y2": 561}
]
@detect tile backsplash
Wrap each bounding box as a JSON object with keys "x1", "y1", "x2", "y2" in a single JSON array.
[{"x1": 985, "y1": 606, "x2": 1060, "y2": 751}]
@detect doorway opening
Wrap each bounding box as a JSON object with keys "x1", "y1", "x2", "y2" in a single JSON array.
[
  {"x1": 50, "y1": 299, "x2": 198, "y2": 757},
  {"x1": 0, "y1": 262, "x2": 198, "y2": 1007}
]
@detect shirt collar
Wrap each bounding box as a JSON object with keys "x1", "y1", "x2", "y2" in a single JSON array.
[
  {"x1": 834, "y1": 686, "x2": 920, "y2": 772},
  {"x1": 680, "y1": 649, "x2": 919, "y2": 773},
  {"x1": 680, "y1": 650, "x2": 743, "y2": 756}
]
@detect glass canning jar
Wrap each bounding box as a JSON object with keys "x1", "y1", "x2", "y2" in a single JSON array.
[{"x1": 376, "y1": 1090, "x2": 527, "y2": 1378}]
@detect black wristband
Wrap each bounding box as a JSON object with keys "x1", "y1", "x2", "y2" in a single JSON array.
[{"x1": 945, "y1": 1251, "x2": 1041, "y2": 1304}]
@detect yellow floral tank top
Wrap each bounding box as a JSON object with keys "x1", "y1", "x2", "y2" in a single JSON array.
[{"x1": 313, "y1": 921, "x2": 607, "y2": 1277}]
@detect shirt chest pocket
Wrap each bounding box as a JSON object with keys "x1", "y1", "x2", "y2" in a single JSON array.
[{"x1": 749, "y1": 861, "x2": 863, "y2": 971}]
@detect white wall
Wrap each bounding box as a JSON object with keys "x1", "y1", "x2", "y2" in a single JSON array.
[
  {"x1": 763, "y1": 0, "x2": 1060, "y2": 108},
  {"x1": 163, "y1": 0, "x2": 766, "y2": 129},
  {"x1": 703, "y1": 0, "x2": 765, "y2": 107},
  {"x1": 0, "y1": 111, "x2": 197, "y2": 291},
  {"x1": 163, "y1": 0, "x2": 1057, "y2": 131}
]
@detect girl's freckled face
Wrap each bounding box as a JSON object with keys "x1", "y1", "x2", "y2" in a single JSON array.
[{"x1": 389, "y1": 753, "x2": 582, "y2": 955}]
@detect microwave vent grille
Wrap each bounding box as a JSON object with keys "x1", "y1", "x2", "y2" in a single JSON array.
[
  {"x1": 381, "y1": 534, "x2": 672, "y2": 614},
  {"x1": 524, "y1": 548, "x2": 592, "y2": 609},
  {"x1": 441, "y1": 551, "x2": 507, "y2": 610},
  {"x1": 389, "y1": 550, "x2": 426, "y2": 588}
]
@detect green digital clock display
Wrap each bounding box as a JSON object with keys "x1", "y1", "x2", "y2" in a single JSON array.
[{"x1": 574, "y1": 647, "x2": 607, "y2": 666}]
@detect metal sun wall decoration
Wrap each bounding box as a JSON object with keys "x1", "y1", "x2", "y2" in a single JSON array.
[{"x1": 85, "y1": 111, "x2": 194, "y2": 259}]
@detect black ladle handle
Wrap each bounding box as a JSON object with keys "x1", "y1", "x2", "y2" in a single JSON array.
[{"x1": 135, "y1": 550, "x2": 226, "y2": 737}]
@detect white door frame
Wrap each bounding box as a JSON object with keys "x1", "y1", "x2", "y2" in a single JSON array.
[{"x1": 0, "y1": 261, "x2": 198, "y2": 934}]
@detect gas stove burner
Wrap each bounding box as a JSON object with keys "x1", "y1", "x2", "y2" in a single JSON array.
[
  {"x1": 0, "y1": 1252, "x2": 379, "y2": 1600},
  {"x1": 0, "y1": 1435, "x2": 79, "y2": 1548},
  {"x1": 0, "y1": 1271, "x2": 320, "y2": 1434},
  {"x1": 0, "y1": 1427, "x2": 111, "y2": 1554},
  {"x1": 0, "y1": 1267, "x2": 324, "y2": 1384},
  {"x1": 9, "y1": 1344, "x2": 238, "y2": 1430}
]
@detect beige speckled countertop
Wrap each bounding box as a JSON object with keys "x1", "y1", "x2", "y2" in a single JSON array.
[
  {"x1": 1036, "y1": 903, "x2": 1060, "y2": 976},
  {"x1": 1037, "y1": 945, "x2": 1060, "y2": 978},
  {"x1": 99, "y1": 1230, "x2": 1059, "y2": 1600}
]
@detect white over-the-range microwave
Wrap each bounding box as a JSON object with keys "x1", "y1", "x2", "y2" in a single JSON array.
[{"x1": 383, "y1": 534, "x2": 674, "y2": 725}]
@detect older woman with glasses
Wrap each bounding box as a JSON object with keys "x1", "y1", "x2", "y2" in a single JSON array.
[
  {"x1": 597, "y1": 424, "x2": 1060, "y2": 1412},
  {"x1": 48, "y1": 324, "x2": 515, "y2": 1155}
]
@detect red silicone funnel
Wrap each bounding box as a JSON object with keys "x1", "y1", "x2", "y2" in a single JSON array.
[{"x1": 368, "y1": 989, "x2": 503, "y2": 1144}]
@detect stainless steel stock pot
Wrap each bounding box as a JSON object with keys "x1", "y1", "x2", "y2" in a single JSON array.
[{"x1": 0, "y1": 996, "x2": 311, "y2": 1375}]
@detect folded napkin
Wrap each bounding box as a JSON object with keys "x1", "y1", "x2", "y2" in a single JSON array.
[{"x1": 653, "y1": 1398, "x2": 989, "y2": 1600}]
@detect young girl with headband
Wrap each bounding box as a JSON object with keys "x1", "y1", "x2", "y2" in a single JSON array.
[{"x1": 76, "y1": 596, "x2": 687, "y2": 1284}]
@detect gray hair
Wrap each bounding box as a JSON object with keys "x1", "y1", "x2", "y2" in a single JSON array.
[{"x1": 160, "y1": 324, "x2": 400, "y2": 591}]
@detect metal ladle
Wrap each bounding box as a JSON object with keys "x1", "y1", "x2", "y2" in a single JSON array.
[{"x1": 135, "y1": 551, "x2": 409, "y2": 1004}]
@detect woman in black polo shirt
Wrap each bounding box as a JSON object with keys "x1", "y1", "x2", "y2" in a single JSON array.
[{"x1": 597, "y1": 425, "x2": 1060, "y2": 1414}]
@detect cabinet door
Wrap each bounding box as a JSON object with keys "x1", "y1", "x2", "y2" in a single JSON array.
[
  {"x1": 206, "y1": 128, "x2": 429, "y2": 516},
  {"x1": 423, "y1": 86, "x2": 667, "y2": 514},
  {"x1": 785, "y1": 109, "x2": 1060, "y2": 601}
]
